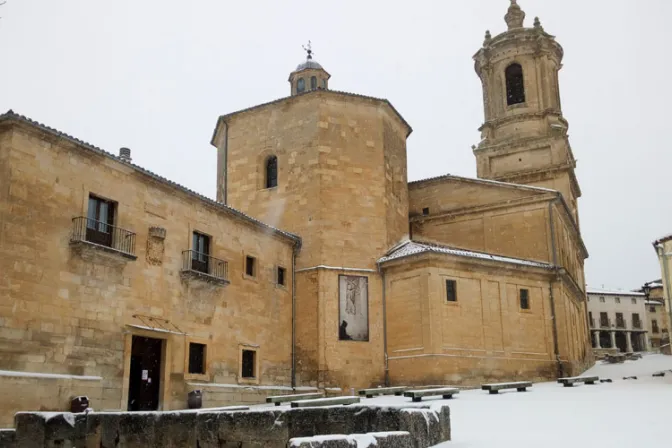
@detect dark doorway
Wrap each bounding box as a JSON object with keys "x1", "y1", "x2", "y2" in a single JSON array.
[
  {"x1": 128, "y1": 336, "x2": 163, "y2": 411},
  {"x1": 614, "y1": 332, "x2": 627, "y2": 353},
  {"x1": 631, "y1": 333, "x2": 643, "y2": 352},
  {"x1": 598, "y1": 331, "x2": 611, "y2": 348}
]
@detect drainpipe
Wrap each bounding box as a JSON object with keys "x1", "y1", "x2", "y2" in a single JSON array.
[
  {"x1": 654, "y1": 243, "x2": 672, "y2": 350},
  {"x1": 379, "y1": 263, "x2": 390, "y2": 386},
  {"x1": 291, "y1": 242, "x2": 299, "y2": 389},
  {"x1": 548, "y1": 197, "x2": 563, "y2": 378}
]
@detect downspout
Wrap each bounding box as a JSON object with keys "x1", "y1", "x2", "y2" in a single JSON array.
[
  {"x1": 548, "y1": 197, "x2": 563, "y2": 378},
  {"x1": 379, "y1": 263, "x2": 390, "y2": 386},
  {"x1": 221, "y1": 122, "x2": 229, "y2": 204},
  {"x1": 655, "y1": 243, "x2": 672, "y2": 348},
  {"x1": 291, "y1": 241, "x2": 300, "y2": 389}
]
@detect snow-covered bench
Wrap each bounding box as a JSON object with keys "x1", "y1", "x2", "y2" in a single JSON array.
[
  {"x1": 403, "y1": 388, "x2": 460, "y2": 402},
  {"x1": 266, "y1": 392, "x2": 323, "y2": 406},
  {"x1": 358, "y1": 386, "x2": 407, "y2": 398},
  {"x1": 481, "y1": 381, "x2": 532, "y2": 394},
  {"x1": 290, "y1": 396, "x2": 361, "y2": 408},
  {"x1": 557, "y1": 376, "x2": 599, "y2": 387}
]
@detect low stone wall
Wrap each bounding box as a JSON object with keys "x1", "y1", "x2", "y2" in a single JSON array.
[
  {"x1": 592, "y1": 348, "x2": 619, "y2": 359},
  {"x1": 0, "y1": 371, "x2": 103, "y2": 428},
  {"x1": 10, "y1": 403, "x2": 450, "y2": 448},
  {"x1": 289, "y1": 432, "x2": 413, "y2": 448}
]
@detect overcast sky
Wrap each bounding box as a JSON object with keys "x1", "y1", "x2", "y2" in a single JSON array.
[{"x1": 1, "y1": 0, "x2": 670, "y2": 291}]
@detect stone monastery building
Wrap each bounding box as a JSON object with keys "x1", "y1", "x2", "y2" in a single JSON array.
[{"x1": 0, "y1": 1, "x2": 591, "y2": 423}]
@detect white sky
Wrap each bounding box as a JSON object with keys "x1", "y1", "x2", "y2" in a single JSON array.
[{"x1": 1, "y1": 0, "x2": 670, "y2": 291}]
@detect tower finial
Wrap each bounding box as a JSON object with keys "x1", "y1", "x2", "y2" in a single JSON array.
[
  {"x1": 483, "y1": 30, "x2": 492, "y2": 46},
  {"x1": 505, "y1": 0, "x2": 526, "y2": 30},
  {"x1": 302, "y1": 40, "x2": 313, "y2": 60},
  {"x1": 533, "y1": 16, "x2": 544, "y2": 32}
]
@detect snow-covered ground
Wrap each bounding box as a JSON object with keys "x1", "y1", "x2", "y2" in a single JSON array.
[{"x1": 255, "y1": 354, "x2": 672, "y2": 447}]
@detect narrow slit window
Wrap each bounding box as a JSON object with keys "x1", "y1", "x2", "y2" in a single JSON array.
[
  {"x1": 245, "y1": 256, "x2": 256, "y2": 277},
  {"x1": 422, "y1": 207, "x2": 430, "y2": 216},
  {"x1": 277, "y1": 266, "x2": 286, "y2": 286},
  {"x1": 265, "y1": 156, "x2": 278, "y2": 189},
  {"x1": 311, "y1": 76, "x2": 317, "y2": 90},
  {"x1": 505, "y1": 63, "x2": 525, "y2": 105},
  {"x1": 188, "y1": 343, "x2": 206, "y2": 374},
  {"x1": 519, "y1": 288, "x2": 530, "y2": 310},
  {"x1": 241, "y1": 350, "x2": 256, "y2": 378},
  {"x1": 446, "y1": 280, "x2": 457, "y2": 302}
]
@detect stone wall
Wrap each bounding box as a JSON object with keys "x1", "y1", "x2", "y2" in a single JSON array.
[
  {"x1": 7, "y1": 404, "x2": 450, "y2": 448},
  {"x1": 0, "y1": 120, "x2": 298, "y2": 424},
  {"x1": 0, "y1": 371, "x2": 102, "y2": 427}
]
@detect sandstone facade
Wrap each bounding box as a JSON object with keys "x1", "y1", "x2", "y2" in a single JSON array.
[{"x1": 0, "y1": 0, "x2": 592, "y2": 426}]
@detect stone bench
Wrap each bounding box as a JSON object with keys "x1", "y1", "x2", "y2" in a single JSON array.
[
  {"x1": 557, "y1": 376, "x2": 599, "y2": 387},
  {"x1": 290, "y1": 396, "x2": 361, "y2": 408},
  {"x1": 358, "y1": 386, "x2": 407, "y2": 398},
  {"x1": 403, "y1": 388, "x2": 460, "y2": 402},
  {"x1": 481, "y1": 381, "x2": 532, "y2": 394},
  {"x1": 266, "y1": 392, "x2": 324, "y2": 406}
]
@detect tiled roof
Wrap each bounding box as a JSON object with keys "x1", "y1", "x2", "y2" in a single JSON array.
[
  {"x1": 0, "y1": 110, "x2": 301, "y2": 245},
  {"x1": 210, "y1": 89, "x2": 413, "y2": 145},
  {"x1": 378, "y1": 240, "x2": 554, "y2": 269},
  {"x1": 586, "y1": 288, "x2": 645, "y2": 297}
]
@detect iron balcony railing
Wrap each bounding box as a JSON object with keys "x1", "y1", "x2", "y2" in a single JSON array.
[
  {"x1": 181, "y1": 250, "x2": 228, "y2": 281},
  {"x1": 599, "y1": 318, "x2": 611, "y2": 328},
  {"x1": 616, "y1": 318, "x2": 625, "y2": 329},
  {"x1": 632, "y1": 320, "x2": 642, "y2": 330},
  {"x1": 71, "y1": 216, "x2": 136, "y2": 256}
]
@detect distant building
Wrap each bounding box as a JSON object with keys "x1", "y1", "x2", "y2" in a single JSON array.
[
  {"x1": 640, "y1": 279, "x2": 670, "y2": 351},
  {"x1": 652, "y1": 235, "x2": 672, "y2": 351},
  {"x1": 587, "y1": 289, "x2": 648, "y2": 352}
]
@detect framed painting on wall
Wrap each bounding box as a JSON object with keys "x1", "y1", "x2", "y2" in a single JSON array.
[{"x1": 338, "y1": 275, "x2": 369, "y2": 341}]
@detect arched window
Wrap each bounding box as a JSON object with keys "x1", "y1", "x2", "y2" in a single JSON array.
[
  {"x1": 297, "y1": 78, "x2": 305, "y2": 93},
  {"x1": 505, "y1": 63, "x2": 525, "y2": 105},
  {"x1": 265, "y1": 156, "x2": 278, "y2": 189},
  {"x1": 311, "y1": 76, "x2": 317, "y2": 90},
  {"x1": 322, "y1": 79, "x2": 327, "y2": 89}
]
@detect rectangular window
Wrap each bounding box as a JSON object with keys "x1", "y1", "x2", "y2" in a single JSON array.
[
  {"x1": 599, "y1": 297, "x2": 605, "y2": 303},
  {"x1": 632, "y1": 313, "x2": 641, "y2": 328},
  {"x1": 631, "y1": 298, "x2": 637, "y2": 304},
  {"x1": 652, "y1": 320, "x2": 659, "y2": 334},
  {"x1": 614, "y1": 297, "x2": 620, "y2": 304},
  {"x1": 188, "y1": 343, "x2": 206, "y2": 374},
  {"x1": 446, "y1": 280, "x2": 457, "y2": 302},
  {"x1": 191, "y1": 232, "x2": 210, "y2": 273},
  {"x1": 422, "y1": 207, "x2": 430, "y2": 216},
  {"x1": 589, "y1": 311, "x2": 593, "y2": 326},
  {"x1": 245, "y1": 256, "x2": 256, "y2": 277},
  {"x1": 277, "y1": 266, "x2": 286, "y2": 286},
  {"x1": 615, "y1": 312, "x2": 624, "y2": 328},
  {"x1": 241, "y1": 350, "x2": 256, "y2": 378},
  {"x1": 600, "y1": 312, "x2": 609, "y2": 327},
  {"x1": 519, "y1": 289, "x2": 530, "y2": 310},
  {"x1": 650, "y1": 306, "x2": 656, "y2": 313},
  {"x1": 86, "y1": 195, "x2": 116, "y2": 247}
]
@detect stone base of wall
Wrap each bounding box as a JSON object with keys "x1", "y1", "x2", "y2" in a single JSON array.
[
  {"x1": 0, "y1": 371, "x2": 103, "y2": 428},
  {"x1": 178, "y1": 383, "x2": 322, "y2": 410},
  {"x1": 389, "y1": 355, "x2": 559, "y2": 386},
  {"x1": 9, "y1": 404, "x2": 450, "y2": 448}
]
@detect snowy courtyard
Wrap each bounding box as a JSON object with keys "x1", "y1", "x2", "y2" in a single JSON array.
[{"x1": 355, "y1": 354, "x2": 672, "y2": 447}]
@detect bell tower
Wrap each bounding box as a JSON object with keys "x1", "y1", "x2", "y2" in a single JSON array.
[{"x1": 473, "y1": 0, "x2": 581, "y2": 224}]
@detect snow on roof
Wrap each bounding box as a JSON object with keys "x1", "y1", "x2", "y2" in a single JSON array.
[
  {"x1": 0, "y1": 370, "x2": 102, "y2": 381},
  {"x1": 378, "y1": 240, "x2": 554, "y2": 269},
  {"x1": 408, "y1": 172, "x2": 559, "y2": 194},
  {"x1": 654, "y1": 233, "x2": 672, "y2": 245},
  {"x1": 645, "y1": 300, "x2": 664, "y2": 306},
  {"x1": 586, "y1": 288, "x2": 645, "y2": 297}
]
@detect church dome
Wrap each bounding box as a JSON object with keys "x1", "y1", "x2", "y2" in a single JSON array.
[{"x1": 296, "y1": 59, "x2": 323, "y2": 71}]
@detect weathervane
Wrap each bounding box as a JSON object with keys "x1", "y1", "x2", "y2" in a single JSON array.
[{"x1": 302, "y1": 40, "x2": 313, "y2": 60}]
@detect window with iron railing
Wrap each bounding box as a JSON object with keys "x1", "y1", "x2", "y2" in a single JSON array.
[
  {"x1": 615, "y1": 313, "x2": 625, "y2": 328},
  {"x1": 70, "y1": 195, "x2": 136, "y2": 256},
  {"x1": 632, "y1": 313, "x2": 642, "y2": 329},
  {"x1": 652, "y1": 320, "x2": 659, "y2": 334},
  {"x1": 599, "y1": 312, "x2": 610, "y2": 328}
]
